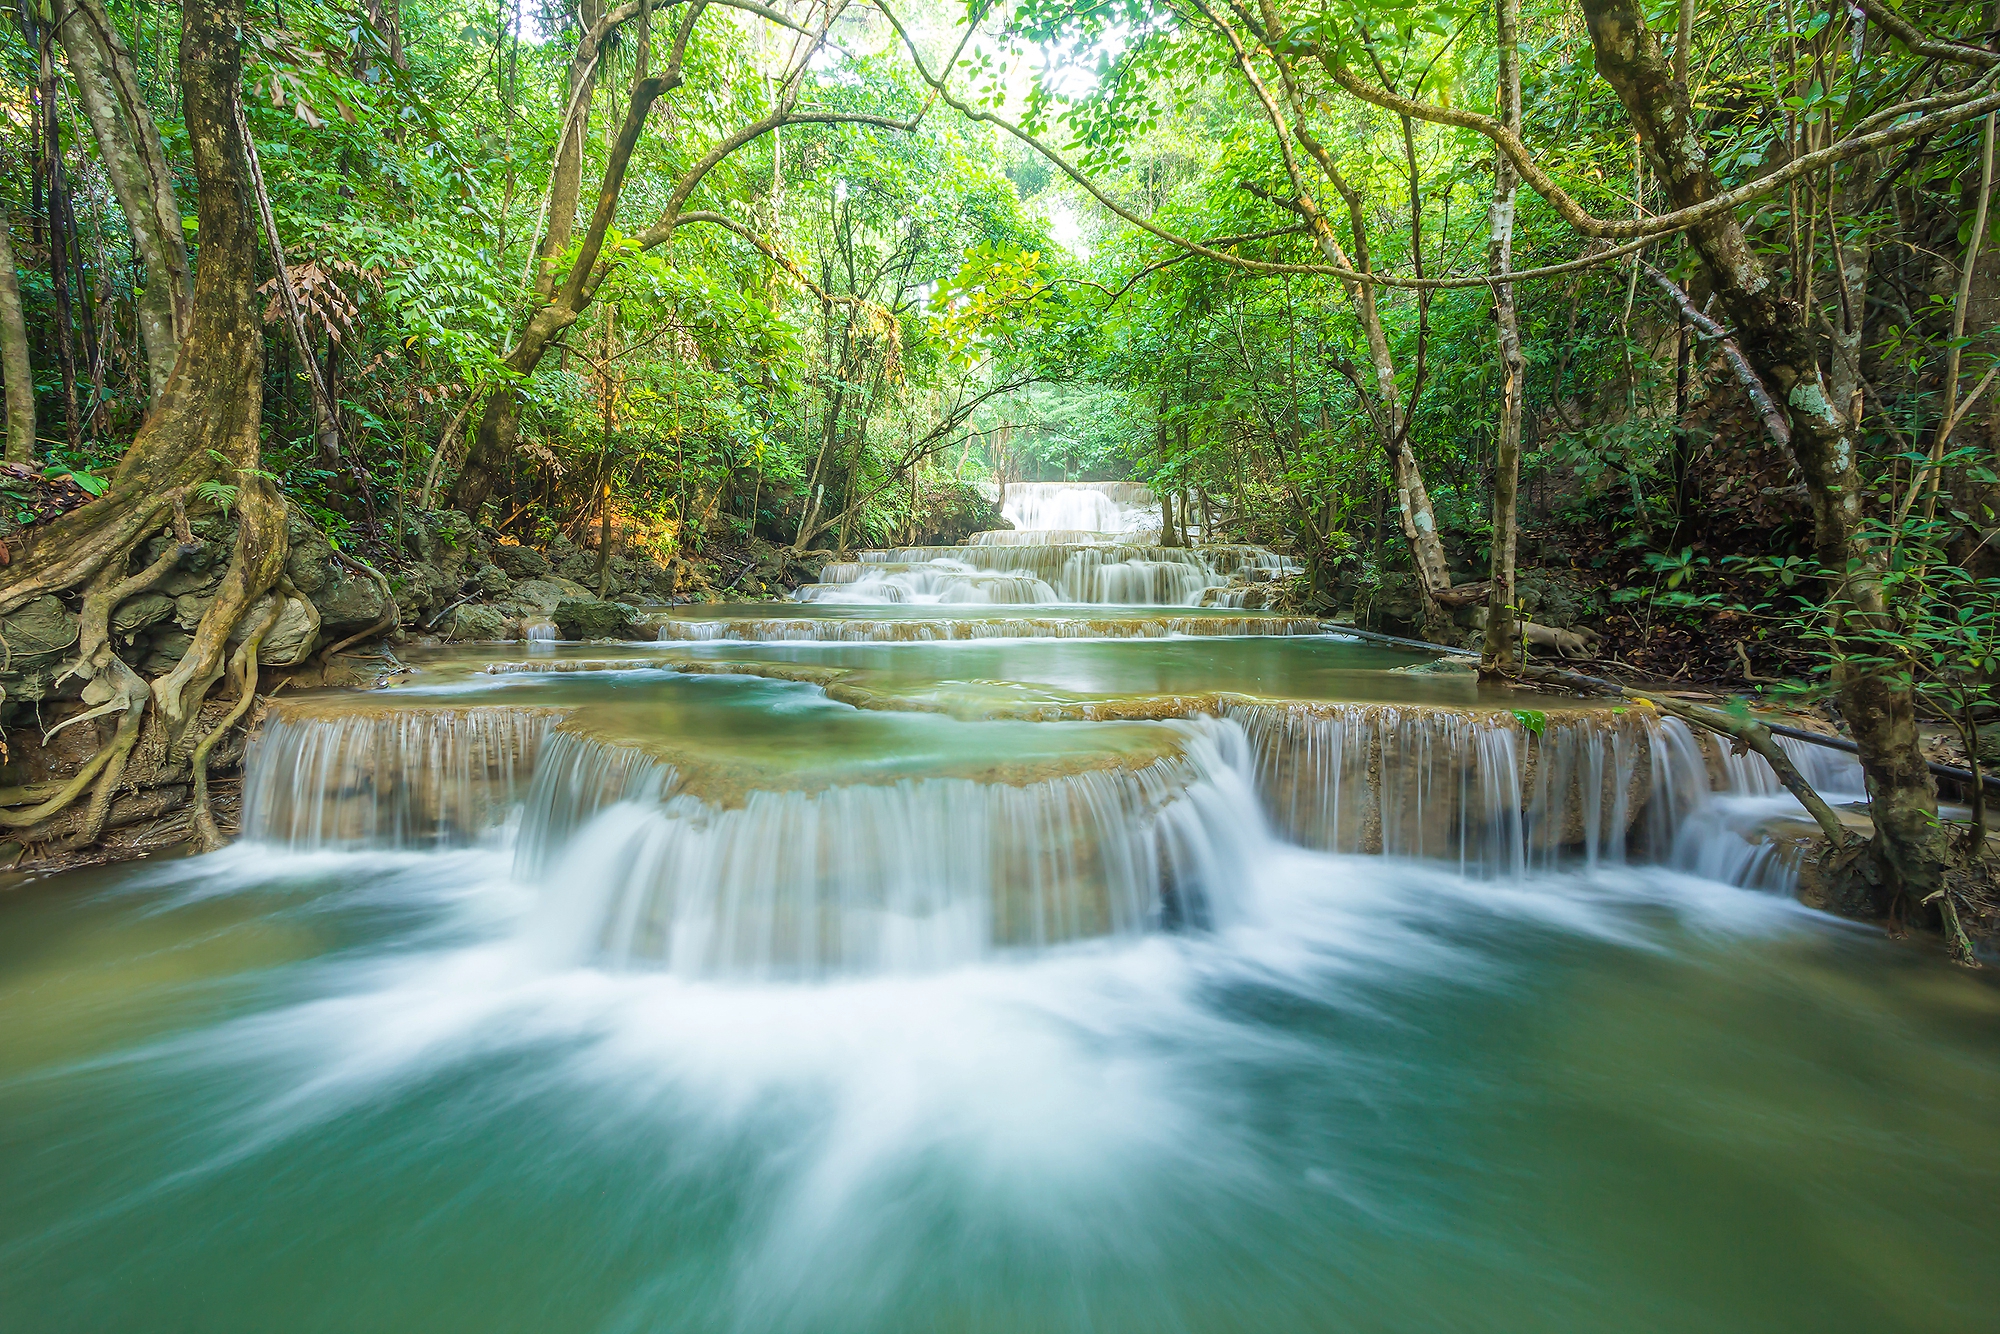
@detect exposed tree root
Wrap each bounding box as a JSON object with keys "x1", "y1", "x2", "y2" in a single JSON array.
[
  {"x1": 0, "y1": 480, "x2": 288, "y2": 842},
  {"x1": 150, "y1": 476, "x2": 288, "y2": 750},
  {"x1": 0, "y1": 649, "x2": 147, "y2": 831},
  {"x1": 188, "y1": 585, "x2": 282, "y2": 851}
]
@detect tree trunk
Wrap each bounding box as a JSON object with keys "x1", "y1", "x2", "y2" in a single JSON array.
[
  {"x1": 533, "y1": 0, "x2": 605, "y2": 301},
  {"x1": 57, "y1": 0, "x2": 190, "y2": 399},
  {"x1": 0, "y1": 213, "x2": 33, "y2": 462},
  {"x1": 1581, "y1": 0, "x2": 1943, "y2": 899},
  {"x1": 1483, "y1": 0, "x2": 1528, "y2": 672}
]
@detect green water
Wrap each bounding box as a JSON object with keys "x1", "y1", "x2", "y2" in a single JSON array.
[
  {"x1": 406, "y1": 633, "x2": 1485, "y2": 709},
  {"x1": 1, "y1": 835, "x2": 1995, "y2": 1333},
  {"x1": 2, "y1": 638, "x2": 1996, "y2": 1332}
]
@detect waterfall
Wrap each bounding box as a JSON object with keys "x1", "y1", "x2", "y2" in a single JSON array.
[
  {"x1": 237, "y1": 686, "x2": 1862, "y2": 975},
  {"x1": 242, "y1": 707, "x2": 555, "y2": 849},
  {"x1": 796, "y1": 544, "x2": 1234, "y2": 606},
  {"x1": 515, "y1": 721, "x2": 1262, "y2": 978},
  {"x1": 655, "y1": 615, "x2": 1326, "y2": 642},
  {"x1": 998, "y1": 480, "x2": 1160, "y2": 535},
  {"x1": 1224, "y1": 702, "x2": 1846, "y2": 879}
]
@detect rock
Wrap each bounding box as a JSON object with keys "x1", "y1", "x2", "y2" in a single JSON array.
[
  {"x1": 0, "y1": 595, "x2": 80, "y2": 671},
  {"x1": 173, "y1": 591, "x2": 216, "y2": 631},
  {"x1": 140, "y1": 629, "x2": 193, "y2": 675},
  {"x1": 311, "y1": 563, "x2": 394, "y2": 636},
  {"x1": 473, "y1": 563, "x2": 511, "y2": 597},
  {"x1": 439, "y1": 603, "x2": 508, "y2": 641},
  {"x1": 136, "y1": 530, "x2": 227, "y2": 596},
  {"x1": 1514, "y1": 570, "x2": 1604, "y2": 629},
  {"x1": 229, "y1": 594, "x2": 319, "y2": 666},
  {"x1": 552, "y1": 599, "x2": 636, "y2": 641},
  {"x1": 490, "y1": 544, "x2": 550, "y2": 580},
  {"x1": 283, "y1": 513, "x2": 332, "y2": 594},
  {"x1": 110, "y1": 592, "x2": 175, "y2": 638},
  {"x1": 1521, "y1": 622, "x2": 1602, "y2": 658},
  {"x1": 508, "y1": 576, "x2": 597, "y2": 616}
]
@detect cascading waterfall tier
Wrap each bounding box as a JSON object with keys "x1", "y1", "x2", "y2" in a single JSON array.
[
  {"x1": 995, "y1": 480, "x2": 1161, "y2": 535},
  {"x1": 654, "y1": 614, "x2": 1326, "y2": 642},
  {"x1": 515, "y1": 721, "x2": 1260, "y2": 978},
  {"x1": 242, "y1": 706, "x2": 555, "y2": 849},
  {"x1": 1225, "y1": 700, "x2": 1859, "y2": 883},
  {"x1": 796, "y1": 543, "x2": 1244, "y2": 606}
]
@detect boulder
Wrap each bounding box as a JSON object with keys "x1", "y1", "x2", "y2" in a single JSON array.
[
  {"x1": 133, "y1": 532, "x2": 225, "y2": 597},
  {"x1": 553, "y1": 599, "x2": 637, "y2": 641},
  {"x1": 311, "y1": 563, "x2": 394, "y2": 636},
  {"x1": 229, "y1": 594, "x2": 320, "y2": 666},
  {"x1": 110, "y1": 591, "x2": 174, "y2": 638},
  {"x1": 439, "y1": 603, "x2": 508, "y2": 641},
  {"x1": 473, "y1": 563, "x2": 511, "y2": 597},
  {"x1": 508, "y1": 577, "x2": 597, "y2": 616},
  {"x1": 0, "y1": 595, "x2": 80, "y2": 671},
  {"x1": 139, "y1": 628, "x2": 193, "y2": 676},
  {"x1": 283, "y1": 513, "x2": 333, "y2": 594},
  {"x1": 490, "y1": 544, "x2": 550, "y2": 580},
  {"x1": 173, "y1": 591, "x2": 216, "y2": 631}
]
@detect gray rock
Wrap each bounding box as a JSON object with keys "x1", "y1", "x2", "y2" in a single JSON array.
[
  {"x1": 140, "y1": 629, "x2": 193, "y2": 675},
  {"x1": 473, "y1": 563, "x2": 511, "y2": 596},
  {"x1": 1, "y1": 595, "x2": 80, "y2": 671},
  {"x1": 132, "y1": 533, "x2": 225, "y2": 597},
  {"x1": 311, "y1": 564, "x2": 393, "y2": 636},
  {"x1": 439, "y1": 603, "x2": 508, "y2": 641},
  {"x1": 553, "y1": 599, "x2": 637, "y2": 641},
  {"x1": 111, "y1": 591, "x2": 176, "y2": 637},
  {"x1": 226, "y1": 593, "x2": 320, "y2": 666},
  {"x1": 509, "y1": 577, "x2": 597, "y2": 615},
  {"x1": 490, "y1": 544, "x2": 550, "y2": 580},
  {"x1": 284, "y1": 514, "x2": 332, "y2": 594},
  {"x1": 173, "y1": 591, "x2": 216, "y2": 631}
]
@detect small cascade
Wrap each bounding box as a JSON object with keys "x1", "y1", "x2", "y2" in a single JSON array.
[
  {"x1": 997, "y1": 480, "x2": 1160, "y2": 536},
  {"x1": 654, "y1": 614, "x2": 1325, "y2": 642},
  {"x1": 242, "y1": 707, "x2": 554, "y2": 849},
  {"x1": 1229, "y1": 702, "x2": 1697, "y2": 877},
  {"x1": 524, "y1": 620, "x2": 559, "y2": 641},
  {"x1": 1227, "y1": 700, "x2": 1866, "y2": 886},
  {"x1": 1656, "y1": 728, "x2": 1867, "y2": 889},
  {"x1": 795, "y1": 543, "x2": 1233, "y2": 606},
  {"x1": 516, "y1": 721, "x2": 1260, "y2": 978}
]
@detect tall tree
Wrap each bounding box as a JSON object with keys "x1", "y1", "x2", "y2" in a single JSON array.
[{"x1": 57, "y1": 0, "x2": 192, "y2": 398}]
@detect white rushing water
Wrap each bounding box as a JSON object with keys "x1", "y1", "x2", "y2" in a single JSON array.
[
  {"x1": 997, "y1": 480, "x2": 1161, "y2": 536},
  {"x1": 18, "y1": 670, "x2": 1965, "y2": 1334},
  {"x1": 241, "y1": 687, "x2": 1867, "y2": 981},
  {"x1": 790, "y1": 481, "x2": 1300, "y2": 606}
]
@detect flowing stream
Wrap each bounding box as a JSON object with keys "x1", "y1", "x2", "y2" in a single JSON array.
[{"x1": 2, "y1": 510, "x2": 1996, "y2": 1332}]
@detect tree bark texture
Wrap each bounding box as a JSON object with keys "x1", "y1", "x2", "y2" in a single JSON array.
[
  {"x1": 1580, "y1": 0, "x2": 1943, "y2": 898},
  {"x1": 533, "y1": 0, "x2": 605, "y2": 302},
  {"x1": 1482, "y1": 0, "x2": 1528, "y2": 672},
  {"x1": 57, "y1": 0, "x2": 191, "y2": 399},
  {"x1": 0, "y1": 212, "x2": 33, "y2": 462}
]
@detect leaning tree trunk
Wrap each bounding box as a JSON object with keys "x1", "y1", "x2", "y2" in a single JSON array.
[
  {"x1": 57, "y1": 0, "x2": 191, "y2": 398},
  {"x1": 1580, "y1": 0, "x2": 1945, "y2": 900},
  {"x1": 3, "y1": 0, "x2": 282, "y2": 773},
  {"x1": 0, "y1": 211, "x2": 32, "y2": 462}
]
